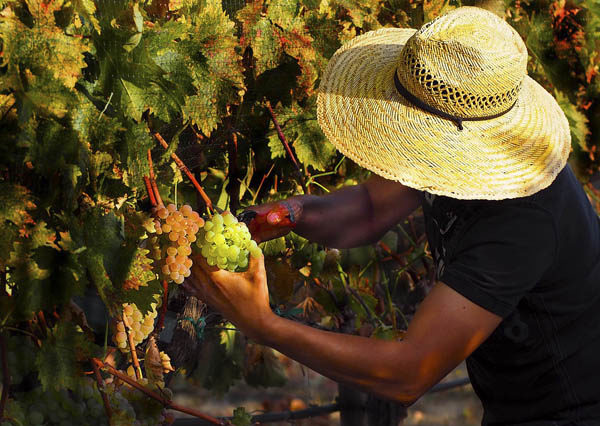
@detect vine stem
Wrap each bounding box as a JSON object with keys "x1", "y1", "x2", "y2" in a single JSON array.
[
  {"x1": 378, "y1": 241, "x2": 407, "y2": 266},
  {"x1": 252, "y1": 163, "x2": 275, "y2": 205},
  {"x1": 226, "y1": 132, "x2": 241, "y2": 214},
  {"x1": 123, "y1": 312, "x2": 142, "y2": 381},
  {"x1": 90, "y1": 358, "x2": 224, "y2": 425},
  {"x1": 264, "y1": 100, "x2": 310, "y2": 194},
  {"x1": 155, "y1": 280, "x2": 169, "y2": 333},
  {"x1": 143, "y1": 176, "x2": 158, "y2": 207},
  {"x1": 152, "y1": 132, "x2": 213, "y2": 212},
  {"x1": 0, "y1": 333, "x2": 9, "y2": 421},
  {"x1": 91, "y1": 359, "x2": 113, "y2": 422},
  {"x1": 147, "y1": 149, "x2": 163, "y2": 206}
]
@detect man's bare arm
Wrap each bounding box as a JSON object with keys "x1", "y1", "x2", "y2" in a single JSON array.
[
  {"x1": 189, "y1": 256, "x2": 503, "y2": 405},
  {"x1": 248, "y1": 175, "x2": 421, "y2": 248}
]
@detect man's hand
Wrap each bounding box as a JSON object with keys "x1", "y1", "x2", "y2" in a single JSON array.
[
  {"x1": 238, "y1": 199, "x2": 302, "y2": 243},
  {"x1": 184, "y1": 253, "x2": 274, "y2": 340}
]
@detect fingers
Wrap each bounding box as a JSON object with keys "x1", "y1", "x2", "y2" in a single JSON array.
[{"x1": 194, "y1": 252, "x2": 238, "y2": 283}]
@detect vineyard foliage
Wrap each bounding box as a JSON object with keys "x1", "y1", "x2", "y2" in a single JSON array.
[{"x1": 0, "y1": 0, "x2": 599, "y2": 424}]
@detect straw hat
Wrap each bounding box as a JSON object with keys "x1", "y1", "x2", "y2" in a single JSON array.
[{"x1": 316, "y1": 7, "x2": 571, "y2": 200}]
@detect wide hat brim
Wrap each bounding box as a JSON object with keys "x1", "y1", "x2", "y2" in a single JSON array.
[{"x1": 316, "y1": 28, "x2": 571, "y2": 200}]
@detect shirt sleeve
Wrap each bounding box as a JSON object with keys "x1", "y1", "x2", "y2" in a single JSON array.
[{"x1": 439, "y1": 202, "x2": 557, "y2": 318}]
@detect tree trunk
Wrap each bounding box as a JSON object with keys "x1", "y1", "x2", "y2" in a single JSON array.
[{"x1": 338, "y1": 384, "x2": 408, "y2": 426}]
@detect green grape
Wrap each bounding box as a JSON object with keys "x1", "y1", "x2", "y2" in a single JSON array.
[
  {"x1": 217, "y1": 244, "x2": 229, "y2": 257},
  {"x1": 213, "y1": 234, "x2": 225, "y2": 246},
  {"x1": 205, "y1": 230, "x2": 215, "y2": 242},
  {"x1": 212, "y1": 223, "x2": 223, "y2": 234},
  {"x1": 212, "y1": 213, "x2": 224, "y2": 226},
  {"x1": 227, "y1": 245, "x2": 240, "y2": 261},
  {"x1": 223, "y1": 213, "x2": 236, "y2": 226},
  {"x1": 196, "y1": 211, "x2": 262, "y2": 271}
]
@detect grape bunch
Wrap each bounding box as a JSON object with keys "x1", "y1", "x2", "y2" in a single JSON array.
[
  {"x1": 113, "y1": 298, "x2": 159, "y2": 352},
  {"x1": 196, "y1": 211, "x2": 262, "y2": 271},
  {"x1": 150, "y1": 203, "x2": 204, "y2": 284}
]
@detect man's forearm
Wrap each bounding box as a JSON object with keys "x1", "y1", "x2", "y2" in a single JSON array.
[
  {"x1": 253, "y1": 312, "x2": 425, "y2": 404},
  {"x1": 288, "y1": 177, "x2": 421, "y2": 248},
  {"x1": 289, "y1": 184, "x2": 378, "y2": 248}
]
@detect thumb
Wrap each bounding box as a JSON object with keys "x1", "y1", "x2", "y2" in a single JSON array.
[{"x1": 246, "y1": 252, "x2": 265, "y2": 278}]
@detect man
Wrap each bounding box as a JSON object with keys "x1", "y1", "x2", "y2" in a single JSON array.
[{"x1": 186, "y1": 7, "x2": 600, "y2": 425}]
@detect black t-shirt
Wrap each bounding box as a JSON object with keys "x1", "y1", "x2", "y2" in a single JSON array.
[{"x1": 422, "y1": 164, "x2": 600, "y2": 426}]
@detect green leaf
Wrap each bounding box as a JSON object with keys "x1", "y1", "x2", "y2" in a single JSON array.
[
  {"x1": 120, "y1": 278, "x2": 163, "y2": 316},
  {"x1": 292, "y1": 118, "x2": 336, "y2": 171},
  {"x1": 0, "y1": 0, "x2": 90, "y2": 91},
  {"x1": 231, "y1": 407, "x2": 253, "y2": 426},
  {"x1": 123, "y1": 32, "x2": 142, "y2": 52},
  {"x1": 267, "y1": 132, "x2": 286, "y2": 160},
  {"x1": 238, "y1": 5, "x2": 282, "y2": 75},
  {"x1": 192, "y1": 333, "x2": 243, "y2": 395},
  {"x1": 72, "y1": 0, "x2": 101, "y2": 33},
  {"x1": 260, "y1": 237, "x2": 286, "y2": 256},
  {"x1": 0, "y1": 183, "x2": 35, "y2": 226},
  {"x1": 555, "y1": 91, "x2": 590, "y2": 152},
  {"x1": 243, "y1": 345, "x2": 286, "y2": 388},
  {"x1": 120, "y1": 78, "x2": 147, "y2": 120},
  {"x1": 36, "y1": 320, "x2": 95, "y2": 391}
]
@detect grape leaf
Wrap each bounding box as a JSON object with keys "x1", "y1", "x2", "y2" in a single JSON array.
[
  {"x1": 243, "y1": 344, "x2": 286, "y2": 388},
  {"x1": 0, "y1": 0, "x2": 89, "y2": 93},
  {"x1": 238, "y1": 2, "x2": 283, "y2": 75},
  {"x1": 267, "y1": 132, "x2": 286, "y2": 160},
  {"x1": 71, "y1": 0, "x2": 101, "y2": 33},
  {"x1": 231, "y1": 407, "x2": 253, "y2": 426},
  {"x1": 120, "y1": 278, "x2": 163, "y2": 316},
  {"x1": 36, "y1": 320, "x2": 95, "y2": 391},
  {"x1": 0, "y1": 183, "x2": 35, "y2": 226},
  {"x1": 292, "y1": 116, "x2": 336, "y2": 171},
  {"x1": 192, "y1": 333, "x2": 243, "y2": 395},
  {"x1": 260, "y1": 237, "x2": 286, "y2": 256},
  {"x1": 555, "y1": 90, "x2": 590, "y2": 152}
]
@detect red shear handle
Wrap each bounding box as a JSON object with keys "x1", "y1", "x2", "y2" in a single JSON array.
[{"x1": 238, "y1": 200, "x2": 300, "y2": 243}]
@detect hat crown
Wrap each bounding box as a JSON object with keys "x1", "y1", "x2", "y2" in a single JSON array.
[{"x1": 397, "y1": 7, "x2": 528, "y2": 118}]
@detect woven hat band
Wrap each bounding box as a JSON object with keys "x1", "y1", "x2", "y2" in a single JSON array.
[{"x1": 393, "y1": 70, "x2": 518, "y2": 131}]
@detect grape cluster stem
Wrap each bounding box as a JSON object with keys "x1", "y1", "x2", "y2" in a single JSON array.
[
  {"x1": 147, "y1": 149, "x2": 163, "y2": 206},
  {"x1": 144, "y1": 176, "x2": 158, "y2": 207},
  {"x1": 265, "y1": 100, "x2": 309, "y2": 195},
  {"x1": 91, "y1": 358, "x2": 113, "y2": 422},
  {"x1": 90, "y1": 358, "x2": 224, "y2": 425},
  {"x1": 152, "y1": 131, "x2": 213, "y2": 212},
  {"x1": 0, "y1": 333, "x2": 10, "y2": 421},
  {"x1": 123, "y1": 312, "x2": 142, "y2": 380}
]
